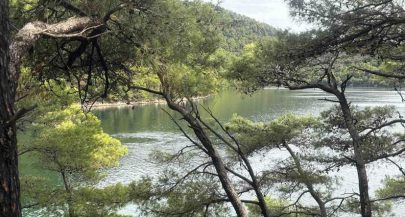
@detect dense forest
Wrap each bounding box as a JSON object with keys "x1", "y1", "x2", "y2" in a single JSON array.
[{"x1": 1, "y1": 0, "x2": 405, "y2": 217}]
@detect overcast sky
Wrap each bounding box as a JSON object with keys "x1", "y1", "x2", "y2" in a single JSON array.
[{"x1": 217, "y1": 0, "x2": 311, "y2": 32}]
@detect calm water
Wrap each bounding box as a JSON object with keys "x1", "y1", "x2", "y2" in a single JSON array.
[
  {"x1": 92, "y1": 88, "x2": 405, "y2": 216},
  {"x1": 23, "y1": 88, "x2": 405, "y2": 216}
]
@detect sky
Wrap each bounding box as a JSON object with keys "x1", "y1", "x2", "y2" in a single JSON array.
[{"x1": 217, "y1": 0, "x2": 312, "y2": 32}]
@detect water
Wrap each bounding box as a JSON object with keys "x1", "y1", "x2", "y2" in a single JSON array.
[
  {"x1": 94, "y1": 88, "x2": 405, "y2": 216},
  {"x1": 95, "y1": 88, "x2": 405, "y2": 135},
  {"x1": 24, "y1": 88, "x2": 405, "y2": 216}
]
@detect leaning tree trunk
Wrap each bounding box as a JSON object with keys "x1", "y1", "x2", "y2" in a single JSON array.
[
  {"x1": 173, "y1": 110, "x2": 249, "y2": 217},
  {"x1": 338, "y1": 93, "x2": 372, "y2": 217},
  {"x1": 163, "y1": 95, "x2": 249, "y2": 217},
  {"x1": 0, "y1": 0, "x2": 22, "y2": 216}
]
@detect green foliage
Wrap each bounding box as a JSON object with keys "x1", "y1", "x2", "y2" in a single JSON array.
[
  {"x1": 377, "y1": 176, "x2": 405, "y2": 201},
  {"x1": 229, "y1": 43, "x2": 269, "y2": 92},
  {"x1": 354, "y1": 59, "x2": 405, "y2": 87},
  {"x1": 342, "y1": 197, "x2": 394, "y2": 217},
  {"x1": 226, "y1": 114, "x2": 334, "y2": 215},
  {"x1": 30, "y1": 104, "x2": 127, "y2": 180},
  {"x1": 316, "y1": 105, "x2": 405, "y2": 162},
  {"x1": 12, "y1": 1, "x2": 279, "y2": 217},
  {"x1": 21, "y1": 104, "x2": 128, "y2": 216},
  {"x1": 21, "y1": 175, "x2": 59, "y2": 209},
  {"x1": 22, "y1": 178, "x2": 131, "y2": 217},
  {"x1": 217, "y1": 8, "x2": 276, "y2": 52},
  {"x1": 319, "y1": 105, "x2": 396, "y2": 133},
  {"x1": 70, "y1": 184, "x2": 131, "y2": 217},
  {"x1": 162, "y1": 63, "x2": 222, "y2": 97},
  {"x1": 128, "y1": 174, "x2": 229, "y2": 217},
  {"x1": 226, "y1": 113, "x2": 317, "y2": 155},
  {"x1": 126, "y1": 66, "x2": 161, "y2": 101},
  {"x1": 11, "y1": 0, "x2": 276, "y2": 104},
  {"x1": 225, "y1": 108, "x2": 405, "y2": 216},
  {"x1": 229, "y1": 32, "x2": 401, "y2": 91},
  {"x1": 124, "y1": 0, "x2": 227, "y2": 98},
  {"x1": 247, "y1": 197, "x2": 304, "y2": 217},
  {"x1": 16, "y1": 66, "x2": 78, "y2": 123},
  {"x1": 223, "y1": 0, "x2": 405, "y2": 216},
  {"x1": 228, "y1": 34, "x2": 317, "y2": 92}
]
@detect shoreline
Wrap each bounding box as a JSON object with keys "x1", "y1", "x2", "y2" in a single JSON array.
[
  {"x1": 91, "y1": 86, "x2": 395, "y2": 109},
  {"x1": 91, "y1": 95, "x2": 211, "y2": 109}
]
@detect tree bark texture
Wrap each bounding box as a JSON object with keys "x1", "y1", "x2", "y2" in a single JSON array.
[{"x1": 0, "y1": 0, "x2": 22, "y2": 216}]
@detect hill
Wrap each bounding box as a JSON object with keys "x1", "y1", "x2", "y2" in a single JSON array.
[{"x1": 216, "y1": 7, "x2": 277, "y2": 52}]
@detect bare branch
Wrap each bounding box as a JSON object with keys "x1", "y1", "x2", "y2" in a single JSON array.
[
  {"x1": 318, "y1": 98, "x2": 339, "y2": 103},
  {"x1": 6, "y1": 104, "x2": 37, "y2": 127},
  {"x1": 355, "y1": 67, "x2": 405, "y2": 79},
  {"x1": 362, "y1": 119, "x2": 405, "y2": 137},
  {"x1": 225, "y1": 166, "x2": 253, "y2": 185},
  {"x1": 58, "y1": 0, "x2": 87, "y2": 16},
  {"x1": 387, "y1": 158, "x2": 405, "y2": 177},
  {"x1": 286, "y1": 82, "x2": 338, "y2": 95},
  {"x1": 341, "y1": 74, "x2": 354, "y2": 93},
  {"x1": 130, "y1": 85, "x2": 164, "y2": 96},
  {"x1": 371, "y1": 195, "x2": 405, "y2": 202},
  {"x1": 161, "y1": 109, "x2": 208, "y2": 154},
  {"x1": 9, "y1": 17, "x2": 105, "y2": 101},
  {"x1": 367, "y1": 144, "x2": 405, "y2": 163}
]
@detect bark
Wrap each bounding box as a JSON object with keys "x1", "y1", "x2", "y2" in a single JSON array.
[
  {"x1": 61, "y1": 171, "x2": 74, "y2": 217},
  {"x1": 0, "y1": 132, "x2": 20, "y2": 217},
  {"x1": 0, "y1": 0, "x2": 21, "y2": 216},
  {"x1": 337, "y1": 93, "x2": 372, "y2": 217},
  {"x1": 233, "y1": 143, "x2": 270, "y2": 217},
  {"x1": 163, "y1": 94, "x2": 249, "y2": 217},
  {"x1": 242, "y1": 157, "x2": 270, "y2": 217}
]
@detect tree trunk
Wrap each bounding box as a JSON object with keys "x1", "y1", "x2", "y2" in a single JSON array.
[
  {"x1": 237, "y1": 147, "x2": 270, "y2": 217},
  {"x1": 61, "y1": 171, "x2": 75, "y2": 217},
  {"x1": 0, "y1": 0, "x2": 22, "y2": 216},
  {"x1": 0, "y1": 131, "x2": 20, "y2": 217},
  {"x1": 0, "y1": 129, "x2": 21, "y2": 217},
  {"x1": 207, "y1": 146, "x2": 249, "y2": 217},
  {"x1": 164, "y1": 97, "x2": 249, "y2": 217},
  {"x1": 183, "y1": 116, "x2": 249, "y2": 217},
  {"x1": 338, "y1": 93, "x2": 372, "y2": 217}
]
